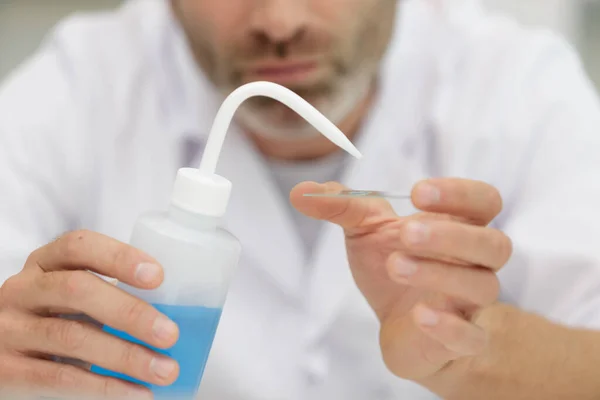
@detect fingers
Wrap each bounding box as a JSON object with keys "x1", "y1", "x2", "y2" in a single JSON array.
[
  {"x1": 290, "y1": 181, "x2": 397, "y2": 233},
  {"x1": 13, "y1": 271, "x2": 179, "y2": 350},
  {"x1": 396, "y1": 219, "x2": 512, "y2": 270},
  {"x1": 413, "y1": 304, "x2": 487, "y2": 356},
  {"x1": 291, "y1": 178, "x2": 504, "y2": 234},
  {"x1": 28, "y1": 230, "x2": 163, "y2": 289},
  {"x1": 291, "y1": 178, "x2": 503, "y2": 230},
  {"x1": 387, "y1": 253, "x2": 499, "y2": 306},
  {"x1": 0, "y1": 353, "x2": 152, "y2": 400},
  {"x1": 10, "y1": 314, "x2": 178, "y2": 386},
  {"x1": 379, "y1": 303, "x2": 486, "y2": 380},
  {"x1": 411, "y1": 179, "x2": 503, "y2": 226}
]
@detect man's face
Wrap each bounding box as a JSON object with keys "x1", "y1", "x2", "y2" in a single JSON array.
[{"x1": 173, "y1": 0, "x2": 398, "y2": 138}]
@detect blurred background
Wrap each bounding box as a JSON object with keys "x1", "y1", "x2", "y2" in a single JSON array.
[{"x1": 1, "y1": 0, "x2": 600, "y2": 88}]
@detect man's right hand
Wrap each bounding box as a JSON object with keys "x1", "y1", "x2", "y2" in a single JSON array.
[{"x1": 0, "y1": 230, "x2": 180, "y2": 399}]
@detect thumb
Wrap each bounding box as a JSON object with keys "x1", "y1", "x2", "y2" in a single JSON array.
[{"x1": 290, "y1": 181, "x2": 397, "y2": 232}]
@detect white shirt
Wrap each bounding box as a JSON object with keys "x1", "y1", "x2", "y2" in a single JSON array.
[{"x1": 2, "y1": 0, "x2": 600, "y2": 399}]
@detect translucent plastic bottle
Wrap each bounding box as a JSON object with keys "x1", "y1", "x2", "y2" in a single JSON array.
[
  {"x1": 91, "y1": 203, "x2": 240, "y2": 398},
  {"x1": 91, "y1": 81, "x2": 362, "y2": 399}
]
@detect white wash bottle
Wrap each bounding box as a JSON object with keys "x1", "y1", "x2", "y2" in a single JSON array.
[{"x1": 91, "y1": 81, "x2": 362, "y2": 399}]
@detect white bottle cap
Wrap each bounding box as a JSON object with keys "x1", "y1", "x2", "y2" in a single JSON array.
[{"x1": 170, "y1": 81, "x2": 363, "y2": 217}]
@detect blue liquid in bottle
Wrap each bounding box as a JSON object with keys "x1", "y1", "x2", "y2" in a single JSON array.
[{"x1": 91, "y1": 304, "x2": 222, "y2": 399}]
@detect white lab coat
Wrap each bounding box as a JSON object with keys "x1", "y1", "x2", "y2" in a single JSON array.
[{"x1": 2, "y1": 0, "x2": 600, "y2": 399}]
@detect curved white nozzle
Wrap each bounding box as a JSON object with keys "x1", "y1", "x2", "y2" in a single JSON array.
[
  {"x1": 198, "y1": 81, "x2": 362, "y2": 175},
  {"x1": 171, "y1": 81, "x2": 363, "y2": 217}
]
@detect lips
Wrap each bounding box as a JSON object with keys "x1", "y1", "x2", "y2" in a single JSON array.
[{"x1": 245, "y1": 60, "x2": 319, "y2": 85}]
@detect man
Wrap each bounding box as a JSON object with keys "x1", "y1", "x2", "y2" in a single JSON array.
[{"x1": 1, "y1": 0, "x2": 600, "y2": 399}]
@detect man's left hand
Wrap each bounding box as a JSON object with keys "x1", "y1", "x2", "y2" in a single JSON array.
[{"x1": 291, "y1": 178, "x2": 512, "y2": 381}]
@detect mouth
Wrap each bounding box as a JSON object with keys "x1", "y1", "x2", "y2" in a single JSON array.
[{"x1": 244, "y1": 60, "x2": 320, "y2": 86}]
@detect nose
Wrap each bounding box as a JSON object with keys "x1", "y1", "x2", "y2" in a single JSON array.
[{"x1": 250, "y1": 0, "x2": 308, "y2": 44}]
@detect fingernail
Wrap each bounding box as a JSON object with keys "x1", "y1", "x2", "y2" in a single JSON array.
[
  {"x1": 415, "y1": 183, "x2": 440, "y2": 206},
  {"x1": 135, "y1": 263, "x2": 161, "y2": 284},
  {"x1": 150, "y1": 356, "x2": 177, "y2": 379},
  {"x1": 417, "y1": 307, "x2": 440, "y2": 327},
  {"x1": 405, "y1": 221, "x2": 430, "y2": 245},
  {"x1": 152, "y1": 315, "x2": 178, "y2": 341},
  {"x1": 395, "y1": 257, "x2": 418, "y2": 277}
]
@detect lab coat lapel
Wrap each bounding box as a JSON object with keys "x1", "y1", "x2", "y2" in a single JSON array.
[{"x1": 216, "y1": 125, "x2": 306, "y2": 297}]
